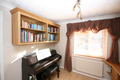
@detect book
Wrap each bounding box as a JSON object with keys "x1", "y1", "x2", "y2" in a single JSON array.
[
  {"x1": 40, "y1": 34, "x2": 42, "y2": 41},
  {"x1": 37, "y1": 34, "x2": 39, "y2": 42},
  {"x1": 35, "y1": 35, "x2": 36, "y2": 42},
  {"x1": 53, "y1": 27, "x2": 54, "y2": 32},
  {"x1": 21, "y1": 20, "x2": 24, "y2": 27},
  {"x1": 30, "y1": 24, "x2": 32, "y2": 29},
  {"x1": 26, "y1": 31, "x2": 27, "y2": 42},
  {"x1": 21, "y1": 30, "x2": 23, "y2": 42},
  {"x1": 29, "y1": 32, "x2": 30, "y2": 42},
  {"x1": 25, "y1": 31, "x2": 26, "y2": 42},
  {"x1": 56, "y1": 27, "x2": 58, "y2": 33},
  {"x1": 31, "y1": 33, "x2": 33, "y2": 42},
  {"x1": 43, "y1": 33, "x2": 45, "y2": 41},
  {"x1": 55, "y1": 28, "x2": 56, "y2": 33},
  {"x1": 27, "y1": 31, "x2": 29, "y2": 42},
  {"x1": 23, "y1": 30, "x2": 24, "y2": 43},
  {"x1": 48, "y1": 27, "x2": 50, "y2": 32}
]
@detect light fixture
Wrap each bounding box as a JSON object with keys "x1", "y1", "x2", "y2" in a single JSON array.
[{"x1": 73, "y1": 0, "x2": 82, "y2": 20}]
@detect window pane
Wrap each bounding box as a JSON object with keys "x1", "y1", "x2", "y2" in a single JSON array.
[
  {"x1": 89, "y1": 31, "x2": 103, "y2": 57},
  {"x1": 75, "y1": 32, "x2": 88, "y2": 55},
  {"x1": 74, "y1": 30, "x2": 104, "y2": 58}
]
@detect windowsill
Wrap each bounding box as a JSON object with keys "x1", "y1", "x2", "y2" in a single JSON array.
[{"x1": 73, "y1": 54, "x2": 105, "y2": 61}]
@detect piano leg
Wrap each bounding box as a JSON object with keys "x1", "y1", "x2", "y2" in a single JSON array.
[
  {"x1": 57, "y1": 66, "x2": 59, "y2": 78},
  {"x1": 49, "y1": 75, "x2": 51, "y2": 80},
  {"x1": 22, "y1": 71, "x2": 29, "y2": 80},
  {"x1": 42, "y1": 73, "x2": 44, "y2": 80}
]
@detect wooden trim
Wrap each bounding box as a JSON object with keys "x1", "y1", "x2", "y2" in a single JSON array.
[
  {"x1": 75, "y1": 54, "x2": 105, "y2": 60},
  {"x1": 75, "y1": 29, "x2": 107, "y2": 58},
  {"x1": 21, "y1": 27, "x2": 46, "y2": 32},
  {"x1": 12, "y1": 11, "x2": 21, "y2": 45},
  {"x1": 16, "y1": 41, "x2": 59, "y2": 45},
  {"x1": 48, "y1": 32, "x2": 59, "y2": 34},
  {"x1": 102, "y1": 60, "x2": 120, "y2": 75}
]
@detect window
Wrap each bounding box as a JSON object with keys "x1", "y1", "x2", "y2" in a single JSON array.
[{"x1": 74, "y1": 30, "x2": 107, "y2": 58}]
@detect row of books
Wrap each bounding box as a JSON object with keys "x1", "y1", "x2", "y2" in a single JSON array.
[
  {"x1": 21, "y1": 20, "x2": 44, "y2": 30},
  {"x1": 48, "y1": 33, "x2": 57, "y2": 41},
  {"x1": 48, "y1": 27, "x2": 58, "y2": 33},
  {"x1": 21, "y1": 29, "x2": 45, "y2": 43}
]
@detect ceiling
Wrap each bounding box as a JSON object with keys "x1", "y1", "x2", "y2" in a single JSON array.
[{"x1": 1, "y1": 0, "x2": 120, "y2": 22}]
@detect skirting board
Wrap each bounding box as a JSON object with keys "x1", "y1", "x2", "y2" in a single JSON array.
[{"x1": 59, "y1": 66, "x2": 108, "y2": 80}]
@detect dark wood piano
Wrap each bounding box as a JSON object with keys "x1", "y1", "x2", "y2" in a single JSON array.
[{"x1": 22, "y1": 49, "x2": 62, "y2": 80}]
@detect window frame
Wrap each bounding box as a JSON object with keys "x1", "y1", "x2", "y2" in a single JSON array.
[{"x1": 74, "y1": 29, "x2": 107, "y2": 59}]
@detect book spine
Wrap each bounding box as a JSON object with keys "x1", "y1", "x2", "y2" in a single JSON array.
[
  {"x1": 29, "y1": 32, "x2": 30, "y2": 42},
  {"x1": 21, "y1": 30, "x2": 22, "y2": 43},
  {"x1": 56, "y1": 28, "x2": 58, "y2": 33},
  {"x1": 26, "y1": 31, "x2": 27, "y2": 42},
  {"x1": 40, "y1": 34, "x2": 42, "y2": 41},
  {"x1": 37, "y1": 34, "x2": 38, "y2": 42},
  {"x1": 42, "y1": 25, "x2": 44, "y2": 30},
  {"x1": 21, "y1": 20, "x2": 24, "y2": 27},
  {"x1": 25, "y1": 31, "x2": 26, "y2": 42},
  {"x1": 36, "y1": 25, "x2": 38, "y2": 30},
  {"x1": 25, "y1": 22, "x2": 27, "y2": 28},
  {"x1": 43, "y1": 33, "x2": 45, "y2": 41},
  {"x1": 51, "y1": 34, "x2": 52, "y2": 41},
  {"x1": 38, "y1": 25, "x2": 40, "y2": 30},
  {"x1": 39, "y1": 25, "x2": 41, "y2": 30},
  {"x1": 53, "y1": 27, "x2": 54, "y2": 32},
  {"x1": 23, "y1": 30, "x2": 24, "y2": 43},
  {"x1": 31, "y1": 24, "x2": 32, "y2": 29},
  {"x1": 48, "y1": 27, "x2": 49, "y2": 32},
  {"x1": 48, "y1": 33, "x2": 49, "y2": 41},
  {"x1": 27, "y1": 31, "x2": 29, "y2": 42},
  {"x1": 39, "y1": 34, "x2": 40, "y2": 41},
  {"x1": 31, "y1": 33, "x2": 33, "y2": 42},
  {"x1": 51, "y1": 27, "x2": 52, "y2": 32},
  {"x1": 41, "y1": 25, "x2": 43, "y2": 30},
  {"x1": 35, "y1": 35, "x2": 36, "y2": 42},
  {"x1": 32, "y1": 24, "x2": 33, "y2": 29},
  {"x1": 26, "y1": 22, "x2": 28, "y2": 28}
]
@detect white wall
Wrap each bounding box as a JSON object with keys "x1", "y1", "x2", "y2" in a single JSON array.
[
  {"x1": 0, "y1": 5, "x2": 56, "y2": 80},
  {"x1": 0, "y1": 10, "x2": 3, "y2": 80},
  {"x1": 55, "y1": 14, "x2": 120, "y2": 80}
]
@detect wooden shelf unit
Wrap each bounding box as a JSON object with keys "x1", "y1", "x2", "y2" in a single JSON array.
[
  {"x1": 103, "y1": 60, "x2": 120, "y2": 80},
  {"x1": 10, "y1": 7, "x2": 60, "y2": 45}
]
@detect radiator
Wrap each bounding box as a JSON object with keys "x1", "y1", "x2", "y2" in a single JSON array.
[{"x1": 75, "y1": 58, "x2": 103, "y2": 77}]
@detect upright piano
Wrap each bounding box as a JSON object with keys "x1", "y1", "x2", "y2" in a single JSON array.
[{"x1": 22, "y1": 49, "x2": 62, "y2": 80}]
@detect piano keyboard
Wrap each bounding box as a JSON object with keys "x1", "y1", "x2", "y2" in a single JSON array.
[{"x1": 36, "y1": 57, "x2": 59, "y2": 72}]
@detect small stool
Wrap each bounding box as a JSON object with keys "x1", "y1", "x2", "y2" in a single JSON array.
[{"x1": 42, "y1": 64, "x2": 60, "y2": 80}]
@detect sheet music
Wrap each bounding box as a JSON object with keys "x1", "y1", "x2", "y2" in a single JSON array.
[{"x1": 36, "y1": 48, "x2": 51, "y2": 61}]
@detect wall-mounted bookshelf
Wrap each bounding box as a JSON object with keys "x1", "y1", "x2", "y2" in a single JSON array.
[{"x1": 10, "y1": 7, "x2": 60, "y2": 45}]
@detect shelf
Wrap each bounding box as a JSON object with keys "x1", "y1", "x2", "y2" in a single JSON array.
[
  {"x1": 10, "y1": 7, "x2": 60, "y2": 45},
  {"x1": 46, "y1": 41, "x2": 59, "y2": 43},
  {"x1": 18, "y1": 41, "x2": 58, "y2": 45},
  {"x1": 102, "y1": 60, "x2": 120, "y2": 75},
  {"x1": 21, "y1": 27, "x2": 46, "y2": 32}
]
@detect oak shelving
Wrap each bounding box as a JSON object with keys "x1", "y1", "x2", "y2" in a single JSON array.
[{"x1": 10, "y1": 7, "x2": 60, "y2": 45}]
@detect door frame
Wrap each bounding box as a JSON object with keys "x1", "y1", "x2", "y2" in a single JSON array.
[{"x1": 0, "y1": 10, "x2": 4, "y2": 80}]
